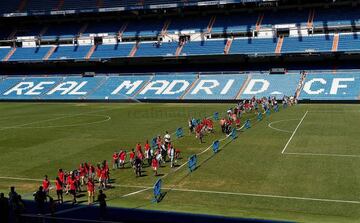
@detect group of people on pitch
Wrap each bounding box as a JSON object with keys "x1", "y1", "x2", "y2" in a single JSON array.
[
  {"x1": 188, "y1": 117, "x2": 214, "y2": 143},
  {"x1": 39, "y1": 160, "x2": 110, "y2": 206},
  {"x1": 112, "y1": 132, "x2": 181, "y2": 177}
]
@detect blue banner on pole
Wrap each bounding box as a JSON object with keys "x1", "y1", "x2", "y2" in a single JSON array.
[
  {"x1": 231, "y1": 128, "x2": 237, "y2": 140},
  {"x1": 257, "y1": 112, "x2": 263, "y2": 121},
  {"x1": 176, "y1": 127, "x2": 184, "y2": 138},
  {"x1": 151, "y1": 137, "x2": 157, "y2": 149},
  {"x1": 152, "y1": 179, "x2": 162, "y2": 203},
  {"x1": 188, "y1": 155, "x2": 197, "y2": 172},
  {"x1": 213, "y1": 112, "x2": 219, "y2": 121},
  {"x1": 212, "y1": 140, "x2": 220, "y2": 153},
  {"x1": 245, "y1": 119, "x2": 251, "y2": 129}
]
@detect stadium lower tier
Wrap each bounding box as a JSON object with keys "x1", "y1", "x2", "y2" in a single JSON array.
[
  {"x1": 0, "y1": 72, "x2": 359, "y2": 101},
  {"x1": 2, "y1": 33, "x2": 360, "y2": 62}
]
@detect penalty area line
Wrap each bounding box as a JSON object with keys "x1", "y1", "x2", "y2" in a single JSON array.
[{"x1": 281, "y1": 111, "x2": 308, "y2": 154}]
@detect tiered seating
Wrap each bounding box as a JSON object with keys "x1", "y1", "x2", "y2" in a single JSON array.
[
  {"x1": 0, "y1": 77, "x2": 63, "y2": 100},
  {"x1": 313, "y1": 7, "x2": 360, "y2": 28},
  {"x1": 83, "y1": 21, "x2": 124, "y2": 36},
  {"x1": 241, "y1": 74, "x2": 301, "y2": 99},
  {"x1": 281, "y1": 35, "x2": 333, "y2": 54},
  {"x1": 183, "y1": 74, "x2": 247, "y2": 100},
  {"x1": 0, "y1": 72, "x2": 360, "y2": 101},
  {"x1": 166, "y1": 16, "x2": 210, "y2": 34},
  {"x1": 90, "y1": 75, "x2": 151, "y2": 100},
  {"x1": 41, "y1": 23, "x2": 83, "y2": 39},
  {"x1": 91, "y1": 44, "x2": 133, "y2": 59},
  {"x1": 261, "y1": 9, "x2": 309, "y2": 28},
  {"x1": 0, "y1": 48, "x2": 11, "y2": 61},
  {"x1": 48, "y1": 45, "x2": 91, "y2": 60},
  {"x1": 337, "y1": 34, "x2": 360, "y2": 52},
  {"x1": 211, "y1": 13, "x2": 258, "y2": 34},
  {"x1": 181, "y1": 40, "x2": 227, "y2": 56},
  {"x1": 135, "y1": 42, "x2": 178, "y2": 57},
  {"x1": 299, "y1": 73, "x2": 360, "y2": 100},
  {"x1": 8, "y1": 47, "x2": 52, "y2": 61},
  {"x1": 122, "y1": 18, "x2": 164, "y2": 37},
  {"x1": 41, "y1": 76, "x2": 105, "y2": 100},
  {"x1": 136, "y1": 74, "x2": 197, "y2": 99},
  {"x1": 229, "y1": 37, "x2": 277, "y2": 55}
]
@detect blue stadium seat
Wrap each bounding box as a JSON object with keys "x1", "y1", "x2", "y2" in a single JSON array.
[
  {"x1": 8, "y1": 47, "x2": 52, "y2": 62},
  {"x1": 212, "y1": 13, "x2": 258, "y2": 34},
  {"x1": 136, "y1": 74, "x2": 197, "y2": 99},
  {"x1": 91, "y1": 44, "x2": 134, "y2": 59},
  {"x1": 299, "y1": 73, "x2": 360, "y2": 100},
  {"x1": 0, "y1": 47, "x2": 11, "y2": 61},
  {"x1": 338, "y1": 34, "x2": 360, "y2": 52},
  {"x1": 48, "y1": 45, "x2": 91, "y2": 60},
  {"x1": 229, "y1": 37, "x2": 277, "y2": 55},
  {"x1": 181, "y1": 40, "x2": 226, "y2": 56},
  {"x1": 281, "y1": 35, "x2": 333, "y2": 54},
  {"x1": 135, "y1": 41, "x2": 178, "y2": 57}
]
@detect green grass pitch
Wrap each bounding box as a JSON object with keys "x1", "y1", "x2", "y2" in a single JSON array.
[{"x1": 0, "y1": 102, "x2": 360, "y2": 222}]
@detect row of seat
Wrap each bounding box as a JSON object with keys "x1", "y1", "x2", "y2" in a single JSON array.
[
  {"x1": 0, "y1": 0, "x2": 209, "y2": 14},
  {"x1": 0, "y1": 34, "x2": 359, "y2": 62},
  {"x1": 0, "y1": 71, "x2": 359, "y2": 100},
  {"x1": 1, "y1": 6, "x2": 360, "y2": 40},
  {"x1": 0, "y1": 73, "x2": 300, "y2": 100}
]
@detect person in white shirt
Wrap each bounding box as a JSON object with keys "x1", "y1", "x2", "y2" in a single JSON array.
[{"x1": 164, "y1": 131, "x2": 171, "y2": 147}]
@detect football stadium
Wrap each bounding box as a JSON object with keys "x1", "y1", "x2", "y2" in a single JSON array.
[{"x1": 0, "y1": 0, "x2": 360, "y2": 222}]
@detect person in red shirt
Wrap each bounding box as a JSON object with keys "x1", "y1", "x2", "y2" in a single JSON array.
[
  {"x1": 55, "y1": 177, "x2": 63, "y2": 203},
  {"x1": 112, "y1": 152, "x2": 119, "y2": 169},
  {"x1": 144, "y1": 140, "x2": 151, "y2": 166},
  {"x1": 195, "y1": 124, "x2": 204, "y2": 144},
  {"x1": 42, "y1": 175, "x2": 50, "y2": 195},
  {"x1": 79, "y1": 163, "x2": 86, "y2": 187},
  {"x1": 129, "y1": 149, "x2": 135, "y2": 168},
  {"x1": 119, "y1": 151, "x2": 126, "y2": 168},
  {"x1": 66, "y1": 172, "x2": 71, "y2": 194},
  {"x1": 96, "y1": 164, "x2": 101, "y2": 182},
  {"x1": 87, "y1": 178, "x2": 95, "y2": 205},
  {"x1": 68, "y1": 174, "x2": 77, "y2": 204},
  {"x1": 99, "y1": 167, "x2": 107, "y2": 190},
  {"x1": 58, "y1": 169, "x2": 65, "y2": 185},
  {"x1": 151, "y1": 157, "x2": 158, "y2": 176}
]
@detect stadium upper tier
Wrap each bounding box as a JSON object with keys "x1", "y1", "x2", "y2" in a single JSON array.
[
  {"x1": 1, "y1": 6, "x2": 359, "y2": 40},
  {"x1": 0, "y1": 0, "x2": 268, "y2": 16},
  {"x1": 0, "y1": 71, "x2": 359, "y2": 101},
  {"x1": 1, "y1": 33, "x2": 359, "y2": 62}
]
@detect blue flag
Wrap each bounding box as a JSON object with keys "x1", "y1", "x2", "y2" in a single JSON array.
[
  {"x1": 176, "y1": 127, "x2": 184, "y2": 138},
  {"x1": 153, "y1": 179, "x2": 162, "y2": 203},
  {"x1": 231, "y1": 128, "x2": 237, "y2": 140},
  {"x1": 245, "y1": 119, "x2": 251, "y2": 129},
  {"x1": 188, "y1": 155, "x2": 197, "y2": 172},
  {"x1": 213, "y1": 112, "x2": 219, "y2": 121},
  {"x1": 212, "y1": 140, "x2": 220, "y2": 153}
]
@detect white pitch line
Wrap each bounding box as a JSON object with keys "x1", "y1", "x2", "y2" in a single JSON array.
[
  {"x1": 3, "y1": 176, "x2": 360, "y2": 205},
  {"x1": 164, "y1": 188, "x2": 360, "y2": 205},
  {"x1": 284, "y1": 152, "x2": 360, "y2": 158},
  {"x1": 0, "y1": 107, "x2": 115, "y2": 131},
  {"x1": 267, "y1": 119, "x2": 301, "y2": 134},
  {"x1": 121, "y1": 188, "x2": 151, "y2": 197},
  {"x1": 281, "y1": 111, "x2": 308, "y2": 154}
]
